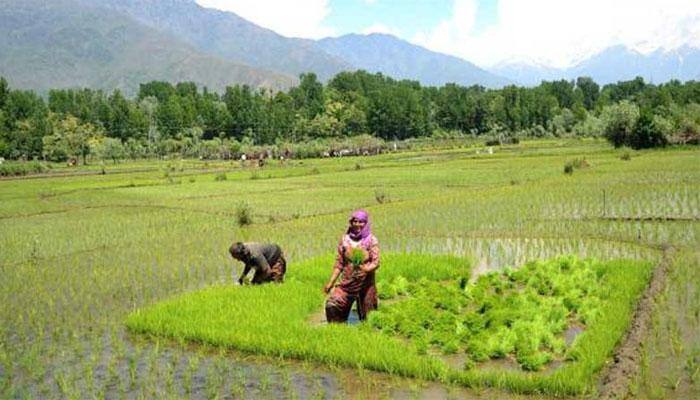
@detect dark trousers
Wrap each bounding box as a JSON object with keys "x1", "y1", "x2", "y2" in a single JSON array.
[
  {"x1": 325, "y1": 284, "x2": 378, "y2": 323},
  {"x1": 252, "y1": 256, "x2": 286, "y2": 284}
]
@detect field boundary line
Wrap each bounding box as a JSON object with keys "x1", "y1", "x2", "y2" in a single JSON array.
[
  {"x1": 598, "y1": 246, "x2": 674, "y2": 399},
  {"x1": 0, "y1": 203, "x2": 235, "y2": 221},
  {"x1": 548, "y1": 216, "x2": 699, "y2": 223},
  {"x1": 385, "y1": 230, "x2": 672, "y2": 251}
]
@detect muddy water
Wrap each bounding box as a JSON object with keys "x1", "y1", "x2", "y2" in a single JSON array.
[{"x1": 123, "y1": 336, "x2": 559, "y2": 400}]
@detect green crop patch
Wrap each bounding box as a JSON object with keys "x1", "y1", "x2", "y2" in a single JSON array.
[{"x1": 127, "y1": 253, "x2": 653, "y2": 396}]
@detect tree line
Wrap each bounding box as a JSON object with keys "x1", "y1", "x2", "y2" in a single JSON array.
[{"x1": 1, "y1": 72, "x2": 699, "y2": 163}]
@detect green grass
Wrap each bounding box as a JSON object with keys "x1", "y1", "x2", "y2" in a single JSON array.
[{"x1": 126, "y1": 254, "x2": 652, "y2": 396}]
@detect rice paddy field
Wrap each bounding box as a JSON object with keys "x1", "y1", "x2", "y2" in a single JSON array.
[{"x1": 1, "y1": 138, "x2": 699, "y2": 399}]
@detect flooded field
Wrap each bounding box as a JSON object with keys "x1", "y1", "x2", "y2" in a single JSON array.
[{"x1": 1, "y1": 139, "x2": 698, "y2": 398}]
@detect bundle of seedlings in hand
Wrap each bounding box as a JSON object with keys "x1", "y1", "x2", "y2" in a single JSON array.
[{"x1": 348, "y1": 247, "x2": 366, "y2": 269}]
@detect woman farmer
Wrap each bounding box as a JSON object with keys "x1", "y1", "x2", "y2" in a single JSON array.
[
  {"x1": 229, "y1": 242, "x2": 287, "y2": 284},
  {"x1": 323, "y1": 210, "x2": 380, "y2": 323}
]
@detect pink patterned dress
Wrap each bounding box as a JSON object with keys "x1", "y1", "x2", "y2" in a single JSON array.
[{"x1": 325, "y1": 233, "x2": 380, "y2": 322}]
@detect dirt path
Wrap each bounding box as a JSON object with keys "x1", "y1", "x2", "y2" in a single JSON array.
[{"x1": 598, "y1": 245, "x2": 674, "y2": 399}]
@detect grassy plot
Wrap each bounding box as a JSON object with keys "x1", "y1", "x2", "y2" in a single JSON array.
[
  {"x1": 127, "y1": 254, "x2": 467, "y2": 380},
  {"x1": 127, "y1": 253, "x2": 652, "y2": 396}
]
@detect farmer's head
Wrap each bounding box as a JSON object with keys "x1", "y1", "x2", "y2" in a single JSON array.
[
  {"x1": 347, "y1": 210, "x2": 371, "y2": 242},
  {"x1": 350, "y1": 210, "x2": 368, "y2": 232},
  {"x1": 229, "y1": 242, "x2": 249, "y2": 260}
]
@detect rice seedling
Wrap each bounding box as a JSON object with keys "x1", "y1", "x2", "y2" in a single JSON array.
[{"x1": 235, "y1": 202, "x2": 253, "y2": 226}]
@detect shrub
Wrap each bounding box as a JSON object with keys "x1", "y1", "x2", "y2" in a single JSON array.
[
  {"x1": 602, "y1": 100, "x2": 640, "y2": 148},
  {"x1": 573, "y1": 114, "x2": 604, "y2": 137},
  {"x1": 630, "y1": 110, "x2": 668, "y2": 149},
  {"x1": 602, "y1": 103, "x2": 670, "y2": 149},
  {"x1": 374, "y1": 189, "x2": 389, "y2": 204},
  {"x1": 214, "y1": 172, "x2": 227, "y2": 181},
  {"x1": 564, "y1": 162, "x2": 574, "y2": 175},
  {"x1": 0, "y1": 161, "x2": 48, "y2": 177},
  {"x1": 571, "y1": 158, "x2": 589, "y2": 169},
  {"x1": 235, "y1": 202, "x2": 253, "y2": 226},
  {"x1": 564, "y1": 158, "x2": 589, "y2": 174}
]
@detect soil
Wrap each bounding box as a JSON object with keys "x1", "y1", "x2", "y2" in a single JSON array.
[
  {"x1": 564, "y1": 324, "x2": 585, "y2": 346},
  {"x1": 597, "y1": 246, "x2": 673, "y2": 399}
]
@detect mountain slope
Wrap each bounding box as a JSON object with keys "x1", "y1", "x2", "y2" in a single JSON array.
[
  {"x1": 317, "y1": 33, "x2": 511, "y2": 88},
  {"x1": 490, "y1": 60, "x2": 564, "y2": 87},
  {"x1": 0, "y1": 0, "x2": 295, "y2": 95},
  {"x1": 570, "y1": 45, "x2": 700, "y2": 84},
  {"x1": 88, "y1": 0, "x2": 352, "y2": 81},
  {"x1": 491, "y1": 45, "x2": 700, "y2": 86}
]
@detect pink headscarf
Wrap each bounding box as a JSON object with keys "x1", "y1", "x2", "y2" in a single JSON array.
[{"x1": 347, "y1": 209, "x2": 371, "y2": 244}]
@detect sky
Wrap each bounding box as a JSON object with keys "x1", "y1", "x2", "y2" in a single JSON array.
[{"x1": 195, "y1": 0, "x2": 700, "y2": 68}]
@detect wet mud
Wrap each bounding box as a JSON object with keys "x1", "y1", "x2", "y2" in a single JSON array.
[{"x1": 598, "y1": 247, "x2": 673, "y2": 399}]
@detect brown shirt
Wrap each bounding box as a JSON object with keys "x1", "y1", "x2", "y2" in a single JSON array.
[{"x1": 241, "y1": 242, "x2": 283, "y2": 273}]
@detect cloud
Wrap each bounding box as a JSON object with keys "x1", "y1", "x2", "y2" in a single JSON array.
[
  {"x1": 195, "y1": 0, "x2": 335, "y2": 38},
  {"x1": 413, "y1": 0, "x2": 700, "y2": 68},
  {"x1": 361, "y1": 23, "x2": 400, "y2": 36}
]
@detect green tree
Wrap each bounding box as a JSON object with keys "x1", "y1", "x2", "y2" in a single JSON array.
[
  {"x1": 223, "y1": 85, "x2": 263, "y2": 141},
  {"x1": 290, "y1": 73, "x2": 324, "y2": 119},
  {"x1": 542, "y1": 80, "x2": 577, "y2": 109},
  {"x1": 0, "y1": 77, "x2": 9, "y2": 110},
  {"x1": 107, "y1": 90, "x2": 132, "y2": 140},
  {"x1": 156, "y1": 96, "x2": 185, "y2": 138},
  {"x1": 197, "y1": 92, "x2": 231, "y2": 139},
  {"x1": 48, "y1": 115, "x2": 102, "y2": 164},
  {"x1": 95, "y1": 137, "x2": 125, "y2": 163},
  {"x1": 630, "y1": 110, "x2": 668, "y2": 149},
  {"x1": 138, "y1": 81, "x2": 176, "y2": 103},
  {"x1": 601, "y1": 100, "x2": 640, "y2": 148},
  {"x1": 575, "y1": 77, "x2": 599, "y2": 110}
]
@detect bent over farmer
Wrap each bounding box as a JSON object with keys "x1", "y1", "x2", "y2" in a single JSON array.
[
  {"x1": 229, "y1": 242, "x2": 287, "y2": 284},
  {"x1": 323, "y1": 210, "x2": 380, "y2": 323}
]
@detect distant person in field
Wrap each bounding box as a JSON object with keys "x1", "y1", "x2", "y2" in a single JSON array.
[
  {"x1": 229, "y1": 242, "x2": 286, "y2": 284},
  {"x1": 323, "y1": 210, "x2": 380, "y2": 323}
]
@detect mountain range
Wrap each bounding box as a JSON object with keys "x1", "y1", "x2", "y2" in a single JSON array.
[
  {"x1": 0, "y1": 0, "x2": 509, "y2": 95},
  {"x1": 491, "y1": 45, "x2": 700, "y2": 86},
  {"x1": 317, "y1": 33, "x2": 510, "y2": 87},
  {"x1": 0, "y1": 0, "x2": 697, "y2": 96},
  {"x1": 0, "y1": 0, "x2": 295, "y2": 96}
]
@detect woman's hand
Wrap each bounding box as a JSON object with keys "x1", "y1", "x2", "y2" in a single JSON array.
[{"x1": 323, "y1": 282, "x2": 333, "y2": 294}]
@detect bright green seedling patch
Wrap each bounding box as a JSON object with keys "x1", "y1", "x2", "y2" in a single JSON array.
[
  {"x1": 127, "y1": 254, "x2": 653, "y2": 396},
  {"x1": 126, "y1": 254, "x2": 468, "y2": 380},
  {"x1": 370, "y1": 256, "x2": 608, "y2": 371}
]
